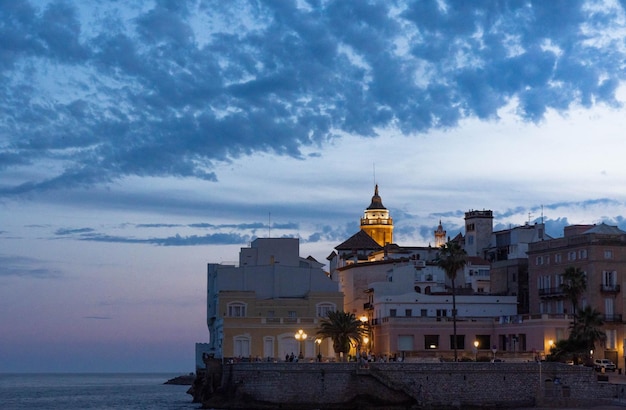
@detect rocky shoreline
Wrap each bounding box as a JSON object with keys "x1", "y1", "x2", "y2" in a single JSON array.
[{"x1": 164, "y1": 373, "x2": 195, "y2": 385}]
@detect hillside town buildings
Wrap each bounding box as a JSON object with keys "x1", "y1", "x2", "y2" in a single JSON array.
[{"x1": 201, "y1": 185, "x2": 625, "y2": 368}]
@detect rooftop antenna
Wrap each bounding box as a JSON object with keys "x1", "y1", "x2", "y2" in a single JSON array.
[{"x1": 373, "y1": 163, "x2": 376, "y2": 186}]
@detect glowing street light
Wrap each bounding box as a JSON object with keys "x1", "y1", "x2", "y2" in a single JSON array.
[
  {"x1": 473, "y1": 340, "x2": 479, "y2": 361},
  {"x1": 315, "y1": 338, "x2": 322, "y2": 361},
  {"x1": 295, "y1": 329, "x2": 307, "y2": 359}
]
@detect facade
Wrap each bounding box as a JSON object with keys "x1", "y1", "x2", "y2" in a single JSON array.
[
  {"x1": 528, "y1": 223, "x2": 626, "y2": 366},
  {"x1": 364, "y1": 258, "x2": 567, "y2": 360},
  {"x1": 206, "y1": 238, "x2": 343, "y2": 360},
  {"x1": 464, "y1": 210, "x2": 494, "y2": 258},
  {"x1": 486, "y1": 222, "x2": 549, "y2": 314}
]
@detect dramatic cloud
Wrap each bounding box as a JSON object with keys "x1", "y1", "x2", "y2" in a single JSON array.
[{"x1": 2, "y1": 1, "x2": 626, "y2": 195}]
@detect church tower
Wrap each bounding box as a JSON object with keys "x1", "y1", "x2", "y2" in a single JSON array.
[
  {"x1": 434, "y1": 220, "x2": 446, "y2": 248},
  {"x1": 360, "y1": 184, "x2": 393, "y2": 246}
]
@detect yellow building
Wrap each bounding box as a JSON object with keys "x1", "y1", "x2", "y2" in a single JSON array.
[
  {"x1": 360, "y1": 184, "x2": 393, "y2": 246},
  {"x1": 207, "y1": 238, "x2": 343, "y2": 361}
]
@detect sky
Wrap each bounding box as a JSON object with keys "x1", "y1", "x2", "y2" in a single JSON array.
[{"x1": 2, "y1": 0, "x2": 626, "y2": 373}]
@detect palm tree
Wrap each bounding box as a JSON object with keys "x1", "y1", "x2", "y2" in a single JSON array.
[
  {"x1": 436, "y1": 241, "x2": 467, "y2": 362},
  {"x1": 570, "y1": 305, "x2": 606, "y2": 353},
  {"x1": 316, "y1": 311, "x2": 367, "y2": 362},
  {"x1": 560, "y1": 266, "x2": 586, "y2": 319}
]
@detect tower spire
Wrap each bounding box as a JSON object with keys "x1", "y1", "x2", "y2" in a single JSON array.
[{"x1": 361, "y1": 184, "x2": 393, "y2": 246}]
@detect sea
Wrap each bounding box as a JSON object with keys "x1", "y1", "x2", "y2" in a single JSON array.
[{"x1": 0, "y1": 373, "x2": 201, "y2": 410}]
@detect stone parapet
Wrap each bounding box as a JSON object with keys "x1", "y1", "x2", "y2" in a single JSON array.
[{"x1": 199, "y1": 361, "x2": 618, "y2": 409}]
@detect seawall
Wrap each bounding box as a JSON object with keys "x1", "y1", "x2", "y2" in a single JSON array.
[{"x1": 195, "y1": 361, "x2": 619, "y2": 409}]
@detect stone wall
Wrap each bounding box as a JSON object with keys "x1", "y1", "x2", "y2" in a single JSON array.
[{"x1": 201, "y1": 362, "x2": 618, "y2": 409}]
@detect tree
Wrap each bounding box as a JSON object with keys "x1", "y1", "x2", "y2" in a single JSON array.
[
  {"x1": 547, "y1": 306, "x2": 606, "y2": 364},
  {"x1": 570, "y1": 305, "x2": 606, "y2": 353},
  {"x1": 436, "y1": 241, "x2": 467, "y2": 362},
  {"x1": 560, "y1": 266, "x2": 587, "y2": 319},
  {"x1": 316, "y1": 311, "x2": 367, "y2": 362}
]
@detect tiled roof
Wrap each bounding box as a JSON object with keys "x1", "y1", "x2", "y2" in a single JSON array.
[{"x1": 335, "y1": 230, "x2": 382, "y2": 251}]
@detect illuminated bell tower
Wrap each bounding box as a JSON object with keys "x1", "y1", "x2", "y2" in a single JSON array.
[
  {"x1": 434, "y1": 220, "x2": 446, "y2": 248},
  {"x1": 360, "y1": 184, "x2": 393, "y2": 246}
]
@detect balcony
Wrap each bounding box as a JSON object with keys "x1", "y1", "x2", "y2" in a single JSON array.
[
  {"x1": 600, "y1": 284, "x2": 621, "y2": 294},
  {"x1": 364, "y1": 302, "x2": 373, "y2": 310},
  {"x1": 538, "y1": 287, "x2": 565, "y2": 298},
  {"x1": 604, "y1": 314, "x2": 622, "y2": 323}
]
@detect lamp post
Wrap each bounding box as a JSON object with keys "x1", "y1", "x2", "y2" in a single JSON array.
[
  {"x1": 315, "y1": 338, "x2": 322, "y2": 362},
  {"x1": 492, "y1": 345, "x2": 497, "y2": 362},
  {"x1": 295, "y1": 329, "x2": 307, "y2": 360},
  {"x1": 473, "y1": 340, "x2": 479, "y2": 361}
]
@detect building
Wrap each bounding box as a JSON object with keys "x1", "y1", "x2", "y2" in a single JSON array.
[
  {"x1": 528, "y1": 223, "x2": 626, "y2": 366},
  {"x1": 206, "y1": 238, "x2": 343, "y2": 361},
  {"x1": 485, "y1": 222, "x2": 549, "y2": 314},
  {"x1": 464, "y1": 210, "x2": 494, "y2": 258}
]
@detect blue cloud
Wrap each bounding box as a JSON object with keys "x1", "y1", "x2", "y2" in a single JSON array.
[{"x1": 2, "y1": 1, "x2": 626, "y2": 195}]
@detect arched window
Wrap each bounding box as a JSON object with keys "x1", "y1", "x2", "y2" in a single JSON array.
[
  {"x1": 233, "y1": 335, "x2": 250, "y2": 357},
  {"x1": 316, "y1": 302, "x2": 336, "y2": 318},
  {"x1": 227, "y1": 302, "x2": 247, "y2": 317}
]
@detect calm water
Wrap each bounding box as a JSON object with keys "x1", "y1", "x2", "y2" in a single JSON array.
[{"x1": 0, "y1": 373, "x2": 200, "y2": 410}]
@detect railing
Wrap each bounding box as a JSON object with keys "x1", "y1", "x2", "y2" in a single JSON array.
[
  {"x1": 260, "y1": 317, "x2": 320, "y2": 324},
  {"x1": 364, "y1": 302, "x2": 373, "y2": 310},
  {"x1": 600, "y1": 284, "x2": 620, "y2": 293},
  {"x1": 604, "y1": 314, "x2": 622, "y2": 323},
  {"x1": 538, "y1": 287, "x2": 565, "y2": 297}
]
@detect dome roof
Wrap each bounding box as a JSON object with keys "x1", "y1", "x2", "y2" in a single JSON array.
[{"x1": 367, "y1": 184, "x2": 386, "y2": 210}]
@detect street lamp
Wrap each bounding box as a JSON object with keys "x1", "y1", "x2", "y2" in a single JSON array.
[
  {"x1": 492, "y1": 345, "x2": 498, "y2": 362},
  {"x1": 295, "y1": 329, "x2": 307, "y2": 359},
  {"x1": 315, "y1": 338, "x2": 322, "y2": 362},
  {"x1": 473, "y1": 340, "x2": 479, "y2": 361}
]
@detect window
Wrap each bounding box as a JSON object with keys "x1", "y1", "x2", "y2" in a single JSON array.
[
  {"x1": 536, "y1": 256, "x2": 544, "y2": 265},
  {"x1": 554, "y1": 253, "x2": 562, "y2": 263},
  {"x1": 390, "y1": 309, "x2": 397, "y2": 317},
  {"x1": 228, "y1": 302, "x2": 246, "y2": 317},
  {"x1": 467, "y1": 235, "x2": 474, "y2": 245},
  {"x1": 425, "y1": 335, "x2": 439, "y2": 349},
  {"x1": 604, "y1": 249, "x2": 614, "y2": 259},
  {"x1": 603, "y1": 271, "x2": 616, "y2": 287},
  {"x1": 579, "y1": 249, "x2": 587, "y2": 259},
  {"x1": 420, "y1": 309, "x2": 427, "y2": 317},
  {"x1": 288, "y1": 310, "x2": 297, "y2": 318},
  {"x1": 606, "y1": 329, "x2": 617, "y2": 350},
  {"x1": 316, "y1": 302, "x2": 335, "y2": 318},
  {"x1": 450, "y1": 334, "x2": 465, "y2": 350},
  {"x1": 267, "y1": 310, "x2": 275, "y2": 318},
  {"x1": 233, "y1": 336, "x2": 250, "y2": 357},
  {"x1": 475, "y1": 335, "x2": 491, "y2": 351},
  {"x1": 405, "y1": 309, "x2": 412, "y2": 317},
  {"x1": 567, "y1": 251, "x2": 576, "y2": 261},
  {"x1": 436, "y1": 309, "x2": 447, "y2": 318}
]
